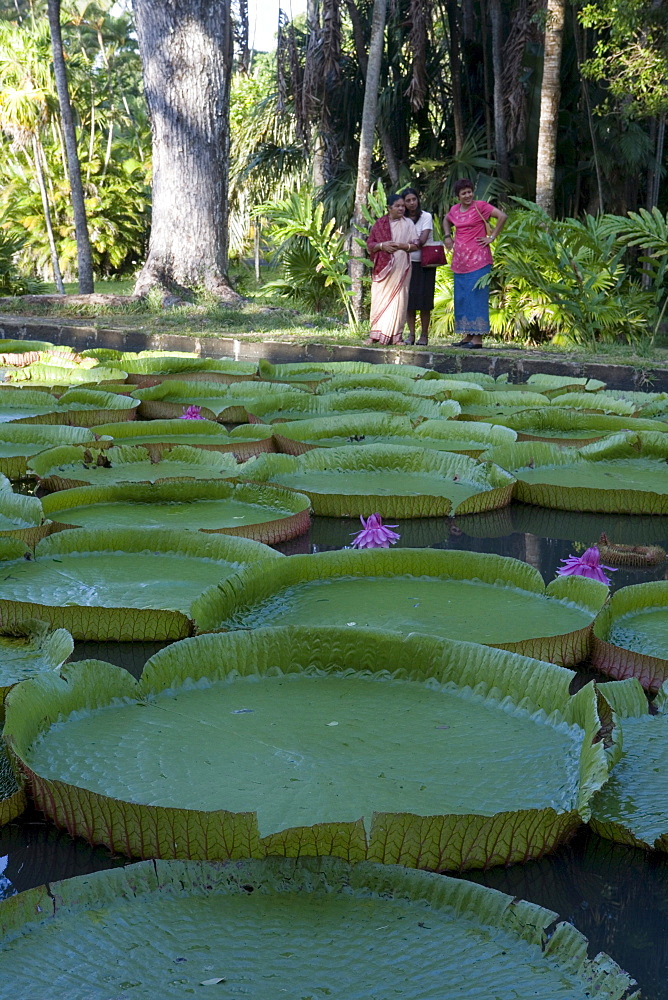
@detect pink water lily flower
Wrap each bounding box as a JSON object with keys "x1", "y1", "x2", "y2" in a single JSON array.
[
  {"x1": 351, "y1": 513, "x2": 400, "y2": 549},
  {"x1": 557, "y1": 546, "x2": 616, "y2": 586},
  {"x1": 181, "y1": 405, "x2": 204, "y2": 420}
]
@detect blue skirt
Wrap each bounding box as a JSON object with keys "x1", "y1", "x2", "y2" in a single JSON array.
[{"x1": 453, "y1": 264, "x2": 491, "y2": 336}]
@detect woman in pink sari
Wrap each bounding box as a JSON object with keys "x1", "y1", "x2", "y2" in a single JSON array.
[{"x1": 365, "y1": 193, "x2": 418, "y2": 345}]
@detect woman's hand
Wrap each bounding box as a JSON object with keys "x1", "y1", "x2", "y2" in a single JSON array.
[{"x1": 476, "y1": 235, "x2": 495, "y2": 246}]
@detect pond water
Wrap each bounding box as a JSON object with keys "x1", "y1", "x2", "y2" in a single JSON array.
[{"x1": 2, "y1": 502, "x2": 668, "y2": 997}]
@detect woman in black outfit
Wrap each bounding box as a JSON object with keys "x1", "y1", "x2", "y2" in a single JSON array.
[{"x1": 403, "y1": 188, "x2": 436, "y2": 346}]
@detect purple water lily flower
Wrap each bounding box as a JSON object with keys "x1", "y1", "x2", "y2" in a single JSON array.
[
  {"x1": 181, "y1": 405, "x2": 204, "y2": 420},
  {"x1": 351, "y1": 513, "x2": 400, "y2": 549},
  {"x1": 557, "y1": 546, "x2": 616, "y2": 586}
]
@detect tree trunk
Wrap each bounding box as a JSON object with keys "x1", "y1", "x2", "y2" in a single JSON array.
[
  {"x1": 47, "y1": 0, "x2": 94, "y2": 293},
  {"x1": 350, "y1": 0, "x2": 387, "y2": 324},
  {"x1": 31, "y1": 135, "x2": 65, "y2": 294},
  {"x1": 446, "y1": 0, "x2": 465, "y2": 153},
  {"x1": 535, "y1": 0, "x2": 565, "y2": 217},
  {"x1": 132, "y1": 0, "x2": 239, "y2": 300},
  {"x1": 488, "y1": 0, "x2": 509, "y2": 179}
]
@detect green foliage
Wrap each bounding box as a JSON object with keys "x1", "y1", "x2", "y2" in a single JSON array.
[
  {"x1": 258, "y1": 190, "x2": 354, "y2": 322},
  {"x1": 0, "y1": 228, "x2": 46, "y2": 294},
  {"x1": 433, "y1": 201, "x2": 662, "y2": 346}
]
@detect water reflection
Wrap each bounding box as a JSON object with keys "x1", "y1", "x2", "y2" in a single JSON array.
[{"x1": 275, "y1": 504, "x2": 668, "y2": 591}]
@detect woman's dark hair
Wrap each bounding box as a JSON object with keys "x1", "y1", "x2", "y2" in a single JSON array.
[
  {"x1": 453, "y1": 178, "x2": 475, "y2": 196},
  {"x1": 387, "y1": 192, "x2": 405, "y2": 206},
  {"x1": 403, "y1": 187, "x2": 422, "y2": 221}
]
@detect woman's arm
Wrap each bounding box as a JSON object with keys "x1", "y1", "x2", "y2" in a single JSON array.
[
  {"x1": 442, "y1": 216, "x2": 454, "y2": 252},
  {"x1": 478, "y1": 206, "x2": 508, "y2": 246},
  {"x1": 417, "y1": 228, "x2": 431, "y2": 247}
]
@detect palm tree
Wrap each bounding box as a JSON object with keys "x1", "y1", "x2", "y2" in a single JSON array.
[
  {"x1": 0, "y1": 20, "x2": 65, "y2": 291},
  {"x1": 535, "y1": 0, "x2": 565, "y2": 216},
  {"x1": 350, "y1": 0, "x2": 388, "y2": 323},
  {"x1": 47, "y1": 0, "x2": 94, "y2": 292}
]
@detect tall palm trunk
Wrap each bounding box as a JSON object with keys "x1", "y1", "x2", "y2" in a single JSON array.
[
  {"x1": 535, "y1": 0, "x2": 565, "y2": 216},
  {"x1": 446, "y1": 0, "x2": 464, "y2": 153},
  {"x1": 47, "y1": 0, "x2": 94, "y2": 293},
  {"x1": 350, "y1": 0, "x2": 388, "y2": 324},
  {"x1": 30, "y1": 135, "x2": 64, "y2": 293},
  {"x1": 488, "y1": 0, "x2": 509, "y2": 179}
]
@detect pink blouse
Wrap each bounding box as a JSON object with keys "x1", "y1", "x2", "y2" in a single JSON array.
[{"x1": 445, "y1": 200, "x2": 495, "y2": 274}]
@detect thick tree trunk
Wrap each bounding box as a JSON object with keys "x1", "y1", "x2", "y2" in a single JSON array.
[
  {"x1": 132, "y1": 0, "x2": 238, "y2": 300},
  {"x1": 350, "y1": 0, "x2": 387, "y2": 324},
  {"x1": 31, "y1": 135, "x2": 64, "y2": 294},
  {"x1": 47, "y1": 0, "x2": 94, "y2": 293},
  {"x1": 488, "y1": 0, "x2": 509, "y2": 179},
  {"x1": 535, "y1": 0, "x2": 565, "y2": 217}
]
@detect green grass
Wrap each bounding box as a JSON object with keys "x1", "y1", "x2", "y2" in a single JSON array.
[{"x1": 2, "y1": 278, "x2": 668, "y2": 369}]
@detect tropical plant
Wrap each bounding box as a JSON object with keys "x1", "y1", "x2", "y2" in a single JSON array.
[
  {"x1": 0, "y1": 228, "x2": 47, "y2": 295},
  {"x1": 258, "y1": 190, "x2": 355, "y2": 322}
]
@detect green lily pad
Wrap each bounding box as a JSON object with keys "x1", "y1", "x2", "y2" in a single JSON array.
[
  {"x1": 493, "y1": 408, "x2": 668, "y2": 446},
  {"x1": 273, "y1": 414, "x2": 515, "y2": 458},
  {"x1": 590, "y1": 678, "x2": 668, "y2": 852},
  {"x1": 484, "y1": 432, "x2": 668, "y2": 514},
  {"x1": 0, "y1": 618, "x2": 73, "y2": 702},
  {"x1": 90, "y1": 417, "x2": 275, "y2": 460},
  {"x1": 193, "y1": 548, "x2": 608, "y2": 665},
  {"x1": 547, "y1": 392, "x2": 637, "y2": 415},
  {"x1": 0, "y1": 387, "x2": 138, "y2": 427},
  {"x1": 0, "y1": 339, "x2": 61, "y2": 354},
  {"x1": 121, "y1": 356, "x2": 258, "y2": 386},
  {"x1": 0, "y1": 490, "x2": 49, "y2": 546},
  {"x1": 4, "y1": 363, "x2": 126, "y2": 388},
  {"x1": 0, "y1": 528, "x2": 283, "y2": 641},
  {"x1": 243, "y1": 444, "x2": 514, "y2": 517},
  {"x1": 0, "y1": 424, "x2": 101, "y2": 479},
  {"x1": 0, "y1": 857, "x2": 638, "y2": 999},
  {"x1": 0, "y1": 742, "x2": 25, "y2": 826},
  {"x1": 28, "y1": 444, "x2": 241, "y2": 491},
  {"x1": 592, "y1": 581, "x2": 668, "y2": 692},
  {"x1": 247, "y1": 389, "x2": 458, "y2": 424},
  {"x1": 4, "y1": 627, "x2": 609, "y2": 868},
  {"x1": 132, "y1": 380, "x2": 307, "y2": 422},
  {"x1": 41, "y1": 480, "x2": 310, "y2": 544}
]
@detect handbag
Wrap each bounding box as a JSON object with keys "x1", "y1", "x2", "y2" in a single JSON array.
[{"x1": 420, "y1": 243, "x2": 446, "y2": 268}]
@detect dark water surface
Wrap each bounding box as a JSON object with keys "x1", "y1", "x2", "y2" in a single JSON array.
[{"x1": 2, "y1": 503, "x2": 668, "y2": 997}]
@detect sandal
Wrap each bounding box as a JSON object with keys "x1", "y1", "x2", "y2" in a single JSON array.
[{"x1": 451, "y1": 338, "x2": 473, "y2": 347}]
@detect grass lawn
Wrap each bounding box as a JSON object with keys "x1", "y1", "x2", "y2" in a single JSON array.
[{"x1": 2, "y1": 277, "x2": 668, "y2": 370}]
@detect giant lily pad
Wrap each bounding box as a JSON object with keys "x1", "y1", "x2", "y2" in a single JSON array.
[
  {"x1": 0, "y1": 490, "x2": 50, "y2": 546},
  {"x1": 0, "y1": 387, "x2": 138, "y2": 426},
  {"x1": 4, "y1": 363, "x2": 126, "y2": 388},
  {"x1": 492, "y1": 408, "x2": 668, "y2": 447},
  {"x1": 120, "y1": 356, "x2": 258, "y2": 386},
  {"x1": 590, "y1": 678, "x2": 668, "y2": 853},
  {"x1": 483, "y1": 432, "x2": 668, "y2": 514},
  {"x1": 4, "y1": 627, "x2": 609, "y2": 868},
  {"x1": 243, "y1": 444, "x2": 514, "y2": 517},
  {"x1": 132, "y1": 380, "x2": 307, "y2": 423},
  {"x1": 247, "y1": 389, "x2": 458, "y2": 424},
  {"x1": 41, "y1": 480, "x2": 310, "y2": 543},
  {"x1": 193, "y1": 548, "x2": 608, "y2": 665},
  {"x1": 0, "y1": 857, "x2": 638, "y2": 999},
  {"x1": 28, "y1": 444, "x2": 240, "y2": 491},
  {"x1": 591, "y1": 581, "x2": 668, "y2": 692},
  {"x1": 0, "y1": 424, "x2": 101, "y2": 479},
  {"x1": 0, "y1": 617, "x2": 73, "y2": 702},
  {"x1": 90, "y1": 418, "x2": 276, "y2": 459},
  {"x1": 0, "y1": 528, "x2": 283, "y2": 641},
  {"x1": 547, "y1": 392, "x2": 637, "y2": 416},
  {"x1": 273, "y1": 414, "x2": 515, "y2": 458},
  {"x1": 258, "y1": 359, "x2": 430, "y2": 382}
]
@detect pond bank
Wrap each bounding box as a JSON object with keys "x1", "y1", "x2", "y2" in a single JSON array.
[{"x1": 2, "y1": 313, "x2": 668, "y2": 390}]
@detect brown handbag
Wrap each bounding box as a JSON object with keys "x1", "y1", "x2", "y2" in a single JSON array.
[{"x1": 420, "y1": 243, "x2": 446, "y2": 268}]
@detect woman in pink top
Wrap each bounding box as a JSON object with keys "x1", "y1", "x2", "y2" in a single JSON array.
[{"x1": 443, "y1": 179, "x2": 507, "y2": 349}]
